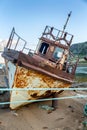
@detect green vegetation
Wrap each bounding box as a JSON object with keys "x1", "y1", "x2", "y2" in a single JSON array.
[
  {"x1": 70, "y1": 41, "x2": 87, "y2": 65},
  {"x1": 75, "y1": 74, "x2": 87, "y2": 82},
  {"x1": 70, "y1": 41, "x2": 87, "y2": 56}
]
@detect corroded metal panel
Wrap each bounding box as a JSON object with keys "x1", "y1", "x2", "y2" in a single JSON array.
[{"x1": 10, "y1": 66, "x2": 71, "y2": 109}]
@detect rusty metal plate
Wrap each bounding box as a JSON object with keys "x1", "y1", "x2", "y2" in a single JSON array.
[{"x1": 10, "y1": 66, "x2": 71, "y2": 109}]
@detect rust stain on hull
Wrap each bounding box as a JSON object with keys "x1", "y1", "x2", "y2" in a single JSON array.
[{"x1": 10, "y1": 66, "x2": 71, "y2": 109}]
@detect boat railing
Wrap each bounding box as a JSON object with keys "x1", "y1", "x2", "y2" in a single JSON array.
[
  {"x1": 22, "y1": 46, "x2": 35, "y2": 54},
  {"x1": 42, "y1": 26, "x2": 73, "y2": 46},
  {"x1": 6, "y1": 27, "x2": 33, "y2": 54},
  {"x1": 66, "y1": 52, "x2": 79, "y2": 75}
]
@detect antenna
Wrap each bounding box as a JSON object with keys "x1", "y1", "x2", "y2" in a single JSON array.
[
  {"x1": 61, "y1": 11, "x2": 72, "y2": 37},
  {"x1": 63, "y1": 11, "x2": 72, "y2": 32}
]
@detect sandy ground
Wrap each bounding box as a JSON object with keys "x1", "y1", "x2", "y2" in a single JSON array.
[
  {"x1": 0, "y1": 69, "x2": 87, "y2": 130},
  {"x1": 0, "y1": 91, "x2": 87, "y2": 130}
]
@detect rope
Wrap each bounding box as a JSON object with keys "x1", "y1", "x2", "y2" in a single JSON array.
[
  {"x1": 0, "y1": 87, "x2": 87, "y2": 91},
  {"x1": 0, "y1": 95, "x2": 87, "y2": 105}
]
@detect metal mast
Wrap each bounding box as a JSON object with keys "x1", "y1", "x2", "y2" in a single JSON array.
[
  {"x1": 63, "y1": 11, "x2": 72, "y2": 32},
  {"x1": 61, "y1": 11, "x2": 72, "y2": 37}
]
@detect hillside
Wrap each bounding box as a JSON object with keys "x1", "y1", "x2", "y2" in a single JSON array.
[
  {"x1": 70, "y1": 41, "x2": 87, "y2": 57},
  {"x1": 70, "y1": 41, "x2": 87, "y2": 65}
]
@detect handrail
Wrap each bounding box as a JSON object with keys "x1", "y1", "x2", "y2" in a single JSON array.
[
  {"x1": 6, "y1": 27, "x2": 31, "y2": 54},
  {"x1": 42, "y1": 26, "x2": 73, "y2": 46}
]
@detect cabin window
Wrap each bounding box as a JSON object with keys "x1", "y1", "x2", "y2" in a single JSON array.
[
  {"x1": 39, "y1": 42, "x2": 49, "y2": 54},
  {"x1": 53, "y1": 47, "x2": 64, "y2": 60}
]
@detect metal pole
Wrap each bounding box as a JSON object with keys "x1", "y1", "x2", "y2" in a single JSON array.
[
  {"x1": 63, "y1": 11, "x2": 72, "y2": 32},
  {"x1": 61, "y1": 11, "x2": 72, "y2": 37}
]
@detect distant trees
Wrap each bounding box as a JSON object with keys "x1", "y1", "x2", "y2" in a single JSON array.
[{"x1": 70, "y1": 41, "x2": 87, "y2": 57}]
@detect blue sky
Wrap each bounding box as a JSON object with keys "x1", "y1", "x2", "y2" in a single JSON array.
[{"x1": 0, "y1": 0, "x2": 87, "y2": 48}]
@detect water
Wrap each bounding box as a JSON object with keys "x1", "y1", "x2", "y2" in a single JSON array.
[
  {"x1": 76, "y1": 67, "x2": 87, "y2": 74},
  {"x1": 75, "y1": 66, "x2": 87, "y2": 82}
]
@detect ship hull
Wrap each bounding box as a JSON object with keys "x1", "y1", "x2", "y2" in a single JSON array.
[{"x1": 7, "y1": 61, "x2": 71, "y2": 109}]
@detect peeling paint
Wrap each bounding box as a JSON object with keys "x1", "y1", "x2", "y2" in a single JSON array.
[{"x1": 10, "y1": 66, "x2": 71, "y2": 109}]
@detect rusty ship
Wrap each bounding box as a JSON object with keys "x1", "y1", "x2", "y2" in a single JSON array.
[{"x1": 1, "y1": 12, "x2": 79, "y2": 109}]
